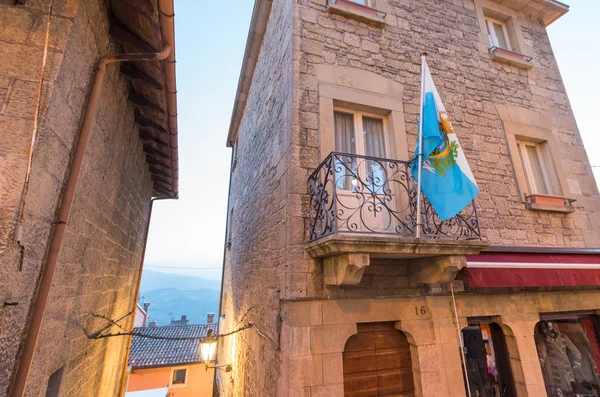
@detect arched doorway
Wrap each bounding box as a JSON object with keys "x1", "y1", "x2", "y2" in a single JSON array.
[
  {"x1": 461, "y1": 322, "x2": 516, "y2": 397},
  {"x1": 343, "y1": 322, "x2": 415, "y2": 397}
]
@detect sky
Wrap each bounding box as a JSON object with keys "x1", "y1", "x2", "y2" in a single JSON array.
[{"x1": 144, "y1": 0, "x2": 600, "y2": 280}]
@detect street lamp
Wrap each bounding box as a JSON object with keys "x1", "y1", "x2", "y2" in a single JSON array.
[{"x1": 200, "y1": 329, "x2": 232, "y2": 372}]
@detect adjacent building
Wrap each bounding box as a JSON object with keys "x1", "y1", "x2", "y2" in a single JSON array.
[
  {"x1": 135, "y1": 302, "x2": 151, "y2": 328},
  {"x1": 218, "y1": 0, "x2": 600, "y2": 396},
  {"x1": 0, "y1": 0, "x2": 178, "y2": 396},
  {"x1": 126, "y1": 322, "x2": 218, "y2": 397}
]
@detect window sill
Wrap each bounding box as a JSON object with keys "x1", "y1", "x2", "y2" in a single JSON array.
[
  {"x1": 489, "y1": 47, "x2": 533, "y2": 70},
  {"x1": 327, "y1": 0, "x2": 386, "y2": 26},
  {"x1": 525, "y1": 194, "x2": 576, "y2": 213}
]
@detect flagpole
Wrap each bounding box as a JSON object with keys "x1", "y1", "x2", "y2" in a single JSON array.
[{"x1": 415, "y1": 52, "x2": 427, "y2": 239}]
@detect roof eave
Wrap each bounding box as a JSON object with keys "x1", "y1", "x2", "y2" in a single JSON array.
[{"x1": 226, "y1": 0, "x2": 273, "y2": 148}]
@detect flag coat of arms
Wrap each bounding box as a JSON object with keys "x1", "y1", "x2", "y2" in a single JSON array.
[{"x1": 411, "y1": 60, "x2": 479, "y2": 221}]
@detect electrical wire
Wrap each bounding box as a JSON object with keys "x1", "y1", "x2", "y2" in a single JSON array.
[
  {"x1": 90, "y1": 323, "x2": 253, "y2": 341},
  {"x1": 144, "y1": 266, "x2": 222, "y2": 270}
]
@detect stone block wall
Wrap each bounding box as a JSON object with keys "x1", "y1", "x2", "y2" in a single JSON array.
[
  {"x1": 0, "y1": 1, "x2": 153, "y2": 396},
  {"x1": 220, "y1": 0, "x2": 294, "y2": 396},
  {"x1": 223, "y1": 1, "x2": 600, "y2": 396},
  {"x1": 290, "y1": 0, "x2": 600, "y2": 298}
]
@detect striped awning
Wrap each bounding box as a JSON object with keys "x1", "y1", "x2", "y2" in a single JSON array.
[{"x1": 466, "y1": 252, "x2": 600, "y2": 287}]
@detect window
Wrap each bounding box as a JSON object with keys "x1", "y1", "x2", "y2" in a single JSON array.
[
  {"x1": 333, "y1": 109, "x2": 388, "y2": 192},
  {"x1": 45, "y1": 366, "x2": 64, "y2": 397},
  {"x1": 535, "y1": 317, "x2": 600, "y2": 396},
  {"x1": 485, "y1": 17, "x2": 511, "y2": 50},
  {"x1": 516, "y1": 140, "x2": 561, "y2": 196},
  {"x1": 171, "y1": 368, "x2": 187, "y2": 386},
  {"x1": 226, "y1": 207, "x2": 234, "y2": 248}
]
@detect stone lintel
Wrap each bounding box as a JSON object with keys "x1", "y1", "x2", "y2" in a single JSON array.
[
  {"x1": 323, "y1": 253, "x2": 369, "y2": 286},
  {"x1": 408, "y1": 255, "x2": 467, "y2": 285}
]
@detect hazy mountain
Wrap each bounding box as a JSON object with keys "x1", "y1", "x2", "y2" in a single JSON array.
[
  {"x1": 141, "y1": 288, "x2": 220, "y2": 326},
  {"x1": 138, "y1": 270, "x2": 221, "y2": 326},
  {"x1": 140, "y1": 270, "x2": 221, "y2": 293}
]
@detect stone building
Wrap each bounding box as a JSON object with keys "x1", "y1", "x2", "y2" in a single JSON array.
[
  {"x1": 0, "y1": 0, "x2": 178, "y2": 396},
  {"x1": 217, "y1": 0, "x2": 600, "y2": 396}
]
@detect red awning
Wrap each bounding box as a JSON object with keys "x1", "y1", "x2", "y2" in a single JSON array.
[{"x1": 466, "y1": 252, "x2": 600, "y2": 288}]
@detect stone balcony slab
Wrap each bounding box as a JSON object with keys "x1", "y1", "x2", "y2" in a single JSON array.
[{"x1": 307, "y1": 233, "x2": 489, "y2": 286}]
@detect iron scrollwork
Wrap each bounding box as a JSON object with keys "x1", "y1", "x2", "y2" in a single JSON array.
[{"x1": 308, "y1": 152, "x2": 481, "y2": 241}]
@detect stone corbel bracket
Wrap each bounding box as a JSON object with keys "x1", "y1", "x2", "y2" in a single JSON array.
[
  {"x1": 307, "y1": 234, "x2": 488, "y2": 286},
  {"x1": 408, "y1": 255, "x2": 467, "y2": 285},
  {"x1": 323, "y1": 253, "x2": 370, "y2": 286}
]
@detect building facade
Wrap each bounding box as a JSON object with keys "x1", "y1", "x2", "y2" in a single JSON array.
[
  {"x1": 134, "y1": 302, "x2": 151, "y2": 328},
  {"x1": 218, "y1": 0, "x2": 600, "y2": 396},
  {"x1": 0, "y1": 0, "x2": 178, "y2": 396},
  {"x1": 126, "y1": 323, "x2": 218, "y2": 397}
]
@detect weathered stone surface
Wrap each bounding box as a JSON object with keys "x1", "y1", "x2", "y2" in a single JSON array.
[
  {"x1": 0, "y1": 1, "x2": 154, "y2": 396},
  {"x1": 323, "y1": 253, "x2": 369, "y2": 285},
  {"x1": 220, "y1": 0, "x2": 600, "y2": 396}
]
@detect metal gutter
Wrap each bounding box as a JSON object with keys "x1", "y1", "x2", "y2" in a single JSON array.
[
  {"x1": 159, "y1": 0, "x2": 179, "y2": 196},
  {"x1": 226, "y1": 0, "x2": 273, "y2": 147}
]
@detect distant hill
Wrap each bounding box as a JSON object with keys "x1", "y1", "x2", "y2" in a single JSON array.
[
  {"x1": 140, "y1": 270, "x2": 220, "y2": 293},
  {"x1": 138, "y1": 270, "x2": 221, "y2": 326},
  {"x1": 141, "y1": 288, "x2": 220, "y2": 326}
]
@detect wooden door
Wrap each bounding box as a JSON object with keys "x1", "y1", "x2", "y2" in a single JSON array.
[{"x1": 343, "y1": 322, "x2": 415, "y2": 397}]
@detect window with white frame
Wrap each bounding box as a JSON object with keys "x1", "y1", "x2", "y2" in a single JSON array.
[
  {"x1": 333, "y1": 109, "x2": 388, "y2": 192},
  {"x1": 170, "y1": 368, "x2": 187, "y2": 386},
  {"x1": 485, "y1": 16, "x2": 511, "y2": 50},
  {"x1": 516, "y1": 140, "x2": 561, "y2": 196}
]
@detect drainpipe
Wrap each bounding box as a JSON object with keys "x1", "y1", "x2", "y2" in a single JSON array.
[{"x1": 9, "y1": 45, "x2": 172, "y2": 397}]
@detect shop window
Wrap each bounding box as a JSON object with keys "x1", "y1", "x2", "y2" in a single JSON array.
[
  {"x1": 535, "y1": 317, "x2": 600, "y2": 396},
  {"x1": 461, "y1": 322, "x2": 516, "y2": 397},
  {"x1": 343, "y1": 322, "x2": 415, "y2": 397}
]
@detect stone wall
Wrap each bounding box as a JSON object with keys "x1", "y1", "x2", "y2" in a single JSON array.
[
  {"x1": 0, "y1": 1, "x2": 154, "y2": 396},
  {"x1": 220, "y1": 0, "x2": 294, "y2": 396},
  {"x1": 223, "y1": 1, "x2": 600, "y2": 396},
  {"x1": 280, "y1": 288, "x2": 600, "y2": 397},
  {"x1": 291, "y1": 0, "x2": 600, "y2": 299}
]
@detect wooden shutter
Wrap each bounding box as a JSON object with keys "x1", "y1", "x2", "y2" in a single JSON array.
[{"x1": 343, "y1": 322, "x2": 415, "y2": 397}]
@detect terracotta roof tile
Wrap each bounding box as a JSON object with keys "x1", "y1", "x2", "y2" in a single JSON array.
[{"x1": 128, "y1": 323, "x2": 218, "y2": 369}]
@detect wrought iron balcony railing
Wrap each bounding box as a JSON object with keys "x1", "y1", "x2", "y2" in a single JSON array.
[{"x1": 308, "y1": 152, "x2": 481, "y2": 242}]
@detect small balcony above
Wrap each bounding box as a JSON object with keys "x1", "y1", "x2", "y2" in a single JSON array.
[{"x1": 307, "y1": 152, "x2": 488, "y2": 286}]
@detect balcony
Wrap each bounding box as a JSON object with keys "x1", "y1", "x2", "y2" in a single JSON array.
[{"x1": 307, "y1": 152, "x2": 488, "y2": 286}]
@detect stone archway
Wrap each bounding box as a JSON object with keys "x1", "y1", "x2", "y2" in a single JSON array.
[{"x1": 342, "y1": 322, "x2": 415, "y2": 397}]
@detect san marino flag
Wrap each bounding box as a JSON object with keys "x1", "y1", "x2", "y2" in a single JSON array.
[{"x1": 410, "y1": 59, "x2": 479, "y2": 221}]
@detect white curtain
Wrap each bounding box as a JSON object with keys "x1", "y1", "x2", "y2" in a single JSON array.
[{"x1": 334, "y1": 112, "x2": 356, "y2": 190}]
